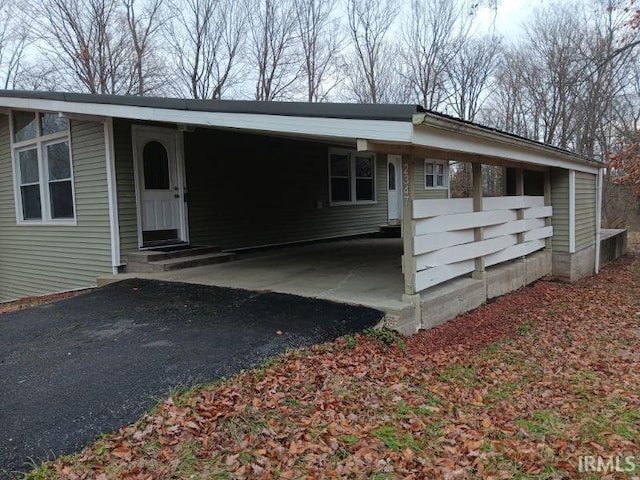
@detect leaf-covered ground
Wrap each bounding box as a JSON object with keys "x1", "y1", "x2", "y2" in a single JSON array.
[{"x1": 28, "y1": 239, "x2": 640, "y2": 479}]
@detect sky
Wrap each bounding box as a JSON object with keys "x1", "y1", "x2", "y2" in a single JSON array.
[{"x1": 475, "y1": 0, "x2": 547, "y2": 40}]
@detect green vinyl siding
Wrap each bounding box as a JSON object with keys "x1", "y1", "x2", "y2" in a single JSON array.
[
  {"x1": 113, "y1": 119, "x2": 137, "y2": 261},
  {"x1": 575, "y1": 171, "x2": 596, "y2": 250},
  {"x1": 184, "y1": 128, "x2": 387, "y2": 249},
  {"x1": 550, "y1": 168, "x2": 570, "y2": 253},
  {"x1": 0, "y1": 116, "x2": 112, "y2": 302}
]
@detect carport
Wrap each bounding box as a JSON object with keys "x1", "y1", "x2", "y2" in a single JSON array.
[{"x1": 100, "y1": 237, "x2": 413, "y2": 321}]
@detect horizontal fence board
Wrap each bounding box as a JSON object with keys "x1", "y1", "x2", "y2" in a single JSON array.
[
  {"x1": 484, "y1": 218, "x2": 547, "y2": 239},
  {"x1": 415, "y1": 209, "x2": 517, "y2": 235},
  {"x1": 413, "y1": 229, "x2": 475, "y2": 256},
  {"x1": 483, "y1": 195, "x2": 544, "y2": 211},
  {"x1": 523, "y1": 206, "x2": 553, "y2": 219},
  {"x1": 416, "y1": 234, "x2": 517, "y2": 270},
  {"x1": 414, "y1": 259, "x2": 476, "y2": 291},
  {"x1": 485, "y1": 239, "x2": 546, "y2": 267},
  {"x1": 413, "y1": 198, "x2": 473, "y2": 219},
  {"x1": 524, "y1": 225, "x2": 553, "y2": 242},
  {"x1": 410, "y1": 196, "x2": 553, "y2": 294}
]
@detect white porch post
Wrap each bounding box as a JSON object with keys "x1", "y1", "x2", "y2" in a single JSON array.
[
  {"x1": 472, "y1": 163, "x2": 485, "y2": 279},
  {"x1": 515, "y1": 168, "x2": 525, "y2": 245},
  {"x1": 594, "y1": 167, "x2": 603, "y2": 273},
  {"x1": 544, "y1": 170, "x2": 552, "y2": 251},
  {"x1": 569, "y1": 170, "x2": 576, "y2": 253},
  {"x1": 401, "y1": 155, "x2": 416, "y2": 296}
]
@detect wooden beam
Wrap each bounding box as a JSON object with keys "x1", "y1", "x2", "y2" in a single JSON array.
[
  {"x1": 401, "y1": 155, "x2": 417, "y2": 295},
  {"x1": 472, "y1": 163, "x2": 485, "y2": 278},
  {"x1": 543, "y1": 170, "x2": 552, "y2": 251},
  {"x1": 515, "y1": 168, "x2": 525, "y2": 245},
  {"x1": 357, "y1": 139, "x2": 548, "y2": 171}
]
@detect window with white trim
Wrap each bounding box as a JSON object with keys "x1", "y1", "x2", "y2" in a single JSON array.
[
  {"x1": 425, "y1": 160, "x2": 448, "y2": 189},
  {"x1": 11, "y1": 111, "x2": 75, "y2": 223},
  {"x1": 329, "y1": 149, "x2": 376, "y2": 204}
]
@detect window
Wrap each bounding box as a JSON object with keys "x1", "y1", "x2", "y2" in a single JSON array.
[
  {"x1": 11, "y1": 111, "x2": 75, "y2": 223},
  {"x1": 329, "y1": 149, "x2": 375, "y2": 204},
  {"x1": 425, "y1": 160, "x2": 448, "y2": 189}
]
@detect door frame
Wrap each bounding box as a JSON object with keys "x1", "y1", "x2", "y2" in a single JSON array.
[
  {"x1": 387, "y1": 154, "x2": 402, "y2": 223},
  {"x1": 131, "y1": 125, "x2": 189, "y2": 249}
]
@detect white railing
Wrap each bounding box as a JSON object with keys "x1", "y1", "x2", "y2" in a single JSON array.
[{"x1": 412, "y1": 196, "x2": 552, "y2": 292}]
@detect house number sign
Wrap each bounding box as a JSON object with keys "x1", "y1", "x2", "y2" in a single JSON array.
[{"x1": 403, "y1": 162, "x2": 410, "y2": 206}]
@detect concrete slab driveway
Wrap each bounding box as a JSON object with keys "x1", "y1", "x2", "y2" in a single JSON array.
[{"x1": 0, "y1": 279, "x2": 382, "y2": 479}]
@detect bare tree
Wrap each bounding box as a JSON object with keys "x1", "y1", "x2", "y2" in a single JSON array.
[
  {"x1": 34, "y1": 0, "x2": 135, "y2": 94},
  {"x1": 248, "y1": 0, "x2": 300, "y2": 101},
  {"x1": 0, "y1": 0, "x2": 28, "y2": 89},
  {"x1": 124, "y1": 0, "x2": 165, "y2": 95},
  {"x1": 344, "y1": 0, "x2": 397, "y2": 103},
  {"x1": 399, "y1": 0, "x2": 472, "y2": 111},
  {"x1": 165, "y1": 0, "x2": 246, "y2": 99},
  {"x1": 294, "y1": 0, "x2": 343, "y2": 102},
  {"x1": 446, "y1": 35, "x2": 501, "y2": 121}
]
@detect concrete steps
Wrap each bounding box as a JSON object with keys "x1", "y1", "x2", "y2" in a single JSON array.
[{"x1": 126, "y1": 246, "x2": 235, "y2": 273}]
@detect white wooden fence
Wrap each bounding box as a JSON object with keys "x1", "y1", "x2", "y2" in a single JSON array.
[{"x1": 412, "y1": 196, "x2": 553, "y2": 292}]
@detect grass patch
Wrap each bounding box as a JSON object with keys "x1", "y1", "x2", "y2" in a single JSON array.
[
  {"x1": 438, "y1": 364, "x2": 478, "y2": 386},
  {"x1": 363, "y1": 327, "x2": 406, "y2": 349},
  {"x1": 371, "y1": 425, "x2": 418, "y2": 451}
]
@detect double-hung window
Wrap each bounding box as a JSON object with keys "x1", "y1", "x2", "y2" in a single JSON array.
[
  {"x1": 11, "y1": 111, "x2": 75, "y2": 223},
  {"x1": 329, "y1": 149, "x2": 375, "y2": 204},
  {"x1": 425, "y1": 160, "x2": 448, "y2": 189}
]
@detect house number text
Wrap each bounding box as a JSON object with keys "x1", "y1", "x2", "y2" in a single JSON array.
[{"x1": 403, "y1": 162, "x2": 410, "y2": 206}]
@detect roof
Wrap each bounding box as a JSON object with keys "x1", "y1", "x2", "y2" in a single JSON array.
[
  {"x1": 0, "y1": 90, "x2": 425, "y2": 122},
  {"x1": 0, "y1": 90, "x2": 602, "y2": 172}
]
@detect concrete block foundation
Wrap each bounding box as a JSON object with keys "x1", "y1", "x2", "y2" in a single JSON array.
[
  {"x1": 552, "y1": 246, "x2": 595, "y2": 282},
  {"x1": 419, "y1": 250, "x2": 552, "y2": 331}
]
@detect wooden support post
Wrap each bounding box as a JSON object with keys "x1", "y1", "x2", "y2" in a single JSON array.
[
  {"x1": 401, "y1": 155, "x2": 416, "y2": 295},
  {"x1": 515, "y1": 168, "x2": 525, "y2": 245},
  {"x1": 543, "y1": 170, "x2": 552, "y2": 251},
  {"x1": 472, "y1": 163, "x2": 485, "y2": 279}
]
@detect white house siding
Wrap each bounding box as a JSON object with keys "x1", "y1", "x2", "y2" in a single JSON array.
[
  {"x1": 0, "y1": 116, "x2": 112, "y2": 302},
  {"x1": 575, "y1": 171, "x2": 596, "y2": 250}
]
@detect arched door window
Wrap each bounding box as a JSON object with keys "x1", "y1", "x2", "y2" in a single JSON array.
[{"x1": 143, "y1": 141, "x2": 170, "y2": 189}]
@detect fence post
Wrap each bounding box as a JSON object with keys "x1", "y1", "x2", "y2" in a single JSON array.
[
  {"x1": 401, "y1": 155, "x2": 416, "y2": 295},
  {"x1": 472, "y1": 162, "x2": 486, "y2": 280},
  {"x1": 515, "y1": 168, "x2": 525, "y2": 245},
  {"x1": 544, "y1": 170, "x2": 552, "y2": 251}
]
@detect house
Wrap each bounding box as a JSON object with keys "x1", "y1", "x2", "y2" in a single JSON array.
[{"x1": 0, "y1": 91, "x2": 623, "y2": 333}]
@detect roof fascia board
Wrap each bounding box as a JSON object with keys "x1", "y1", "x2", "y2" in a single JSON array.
[
  {"x1": 0, "y1": 96, "x2": 414, "y2": 144},
  {"x1": 412, "y1": 117, "x2": 599, "y2": 174}
]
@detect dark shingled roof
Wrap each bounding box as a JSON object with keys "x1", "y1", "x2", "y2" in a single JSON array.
[{"x1": 0, "y1": 90, "x2": 426, "y2": 122}]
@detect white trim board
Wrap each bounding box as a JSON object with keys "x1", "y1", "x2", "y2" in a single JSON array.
[
  {"x1": 412, "y1": 123, "x2": 600, "y2": 175},
  {"x1": 0, "y1": 96, "x2": 413, "y2": 145},
  {"x1": 569, "y1": 170, "x2": 576, "y2": 253},
  {"x1": 104, "y1": 118, "x2": 121, "y2": 273}
]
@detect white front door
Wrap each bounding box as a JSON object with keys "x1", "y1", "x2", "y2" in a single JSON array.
[
  {"x1": 387, "y1": 155, "x2": 402, "y2": 223},
  {"x1": 133, "y1": 126, "x2": 187, "y2": 246}
]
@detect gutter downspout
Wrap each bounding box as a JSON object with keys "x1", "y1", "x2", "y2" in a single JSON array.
[{"x1": 594, "y1": 167, "x2": 603, "y2": 274}]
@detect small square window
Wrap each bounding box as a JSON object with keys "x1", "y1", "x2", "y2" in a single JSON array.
[
  {"x1": 41, "y1": 113, "x2": 69, "y2": 136},
  {"x1": 13, "y1": 111, "x2": 37, "y2": 143},
  {"x1": 425, "y1": 160, "x2": 448, "y2": 189}
]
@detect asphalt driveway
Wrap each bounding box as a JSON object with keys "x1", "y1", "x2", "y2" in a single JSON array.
[{"x1": 0, "y1": 279, "x2": 382, "y2": 478}]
